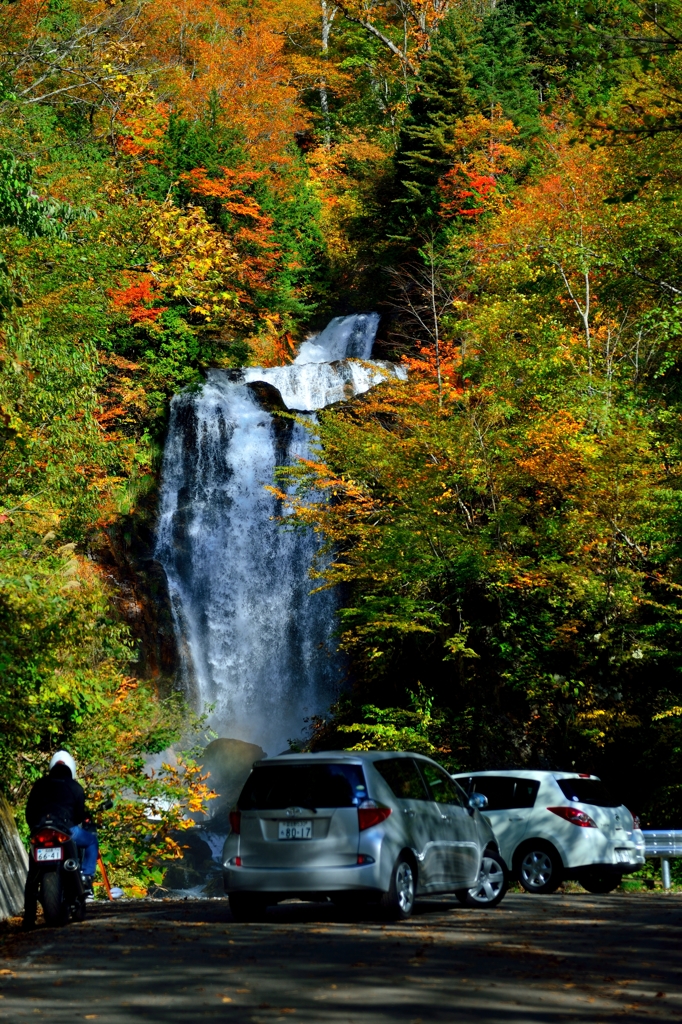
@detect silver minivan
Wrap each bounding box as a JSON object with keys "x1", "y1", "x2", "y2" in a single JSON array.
[{"x1": 222, "y1": 750, "x2": 507, "y2": 920}]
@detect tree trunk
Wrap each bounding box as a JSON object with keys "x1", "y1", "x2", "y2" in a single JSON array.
[{"x1": 320, "y1": 0, "x2": 338, "y2": 147}]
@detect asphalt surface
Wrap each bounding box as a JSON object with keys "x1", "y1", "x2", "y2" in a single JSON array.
[{"x1": 0, "y1": 892, "x2": 680, "y2": 1023}]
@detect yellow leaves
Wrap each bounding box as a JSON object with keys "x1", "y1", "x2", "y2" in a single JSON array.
[
  {"x1": 140, "y1": 202, "x2": 245, "y2": 326},
  {"x1": 653, "y1": 706, "x2": 682, "y2": 720},
  {"x1": 516, "y1": 411, "x2": 592, "y2": 496},
  {"x1": 575, "y1": 707, "x2": 641, "y2": 746}
]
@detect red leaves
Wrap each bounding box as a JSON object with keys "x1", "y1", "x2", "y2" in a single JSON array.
[
  {"x1": 108, "y1": 275, "x2": 167, "y2": 324},
  {"x1": 439, "y1": 168, "x2": 497, "y2": 218},
  {"x1": 180, "y1": 167, "x2": 279, "y2": 293}
]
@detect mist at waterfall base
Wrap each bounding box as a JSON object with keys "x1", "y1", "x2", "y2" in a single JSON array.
[{"x1": 155, "y1": 313, "x2": 405, "y2": 756}]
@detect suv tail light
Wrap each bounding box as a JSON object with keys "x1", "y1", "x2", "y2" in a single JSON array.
[
  {"x1": 627, "y1": 809, "x2": 641, "y2": 829},
  {"x1": 548, "y1": 806, "x2": 596, "y2": 828},
  {"x1": 31, "y1": 828, "x2": 70, "y2": 847},
  {"x1": 358, "y1": 801, "x2": 391, "y2": 831},
  {"x1": 229, "y1": 811, "x2": 241, "y2": 834}
]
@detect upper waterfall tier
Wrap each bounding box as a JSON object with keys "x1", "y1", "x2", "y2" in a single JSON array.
[{"x1": 294, "y1": 312, "x2": 380, "y2": 364}]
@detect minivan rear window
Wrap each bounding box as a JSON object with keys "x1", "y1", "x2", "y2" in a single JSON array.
[
  {"x1": 463, "y1": 776, "x2": 540, "y2": 811},
  {"x1": 238, "y1": 763, "x2": 368, "y2": 810},
  {"x1": 557, "y1": 779, "x2": 619, "y2": 807}
]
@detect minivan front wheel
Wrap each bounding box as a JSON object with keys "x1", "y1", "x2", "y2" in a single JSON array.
[
  {"x1": 380, "y1": 856, "x2": 416, "y2": 920},
  {"x1": 517, "y1": 843, "x2": 563, "y2": 894}
]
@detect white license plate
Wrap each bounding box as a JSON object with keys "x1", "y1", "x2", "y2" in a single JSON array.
[
  {"x1": 616, "y1": 849, "x2": 632, "y2": 863},
  {"x1": 278, "y1": 821, "x2": 313, "y2": 840},
  {"x1": 36, "y1": 847, "x2": 62, "y2": 862}
]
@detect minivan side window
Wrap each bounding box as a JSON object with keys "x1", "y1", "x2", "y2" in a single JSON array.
[
  {"x1": 419, "y1": 762, "x2": 465, "y2": 806},
  {"x1": 466, "y1": 777, "x2": 539, "y2": 811},
  {"x1": 374, "y1": 758, "x2": 430, "y2": 800}
]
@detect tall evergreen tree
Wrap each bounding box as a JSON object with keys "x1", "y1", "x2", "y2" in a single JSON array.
[
  {"x1": 392, "y1": 32, "x2": 474, "y2": 228},
  {"x1": 465, "y1": 6, "x2": 540, "y2": 139}
]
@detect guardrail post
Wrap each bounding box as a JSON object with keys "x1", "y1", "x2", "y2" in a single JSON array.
[{"x1": 662, "y1": 857, "x2": 671, "y2": 890}]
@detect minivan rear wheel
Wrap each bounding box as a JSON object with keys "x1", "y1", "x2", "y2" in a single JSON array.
[
  {"x1": 517, "y1": 842, "x2": 563, "y2": 894},
  {"x1": 229, "y1": 892, "x2": 268, "y2": 922},
  {"x1": 380, "y1": 856, "x2": 416, "y2": 920},
  {"x1": 455, "y1": 850, "x2": 508, "y2": 908}
]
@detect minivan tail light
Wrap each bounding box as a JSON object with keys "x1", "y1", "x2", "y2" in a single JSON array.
[
  {"x1": 358, "y1": 802, "x2": 391, "y2": 831},
  {"x1": 229, "y1": 811, "x2": 241, "y2": 834},
  {"x1": 548, "y1": 806, "x2": 596, "y2": 828}
]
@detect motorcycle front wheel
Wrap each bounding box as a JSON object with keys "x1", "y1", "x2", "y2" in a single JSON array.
[{"x1": 40, "y1": 871, "x2": 70, "y2": 927}]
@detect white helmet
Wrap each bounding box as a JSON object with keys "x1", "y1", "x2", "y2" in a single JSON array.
[{"x1": 49, "y1": 750, "x2": 77, "y2": 779}]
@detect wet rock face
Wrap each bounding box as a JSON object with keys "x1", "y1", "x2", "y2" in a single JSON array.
[
  {"x1": 0, "y1": 794, "x2": 27, "y2": 919},
  {"x1": 89, "y1": 484, "x2": 178, "y2": 686}
]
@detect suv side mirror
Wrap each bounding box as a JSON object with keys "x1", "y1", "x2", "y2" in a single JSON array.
[{"x1": 468, "y1": 792, "x2": 488, "y2": 812}]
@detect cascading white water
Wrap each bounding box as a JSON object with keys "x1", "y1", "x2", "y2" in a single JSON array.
[{"x1": 155, "y1": 313, "x2": 405, "y2": 754}]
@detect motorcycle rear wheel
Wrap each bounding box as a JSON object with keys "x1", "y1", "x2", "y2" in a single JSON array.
[{"x1": 40, "y1": 871, "x2": 69, "y2": 927}]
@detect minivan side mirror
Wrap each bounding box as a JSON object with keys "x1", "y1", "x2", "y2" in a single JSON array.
[{"x1": 468, "y1": 792, "x2": 488, "y2": 812}]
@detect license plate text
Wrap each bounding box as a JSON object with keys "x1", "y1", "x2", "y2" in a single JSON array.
[
  {"x1": 278, "y1": 822, "x2": 313, "y2": 840},
  {"x1": 35, "y1": 847, "x2": 62, "y2": 862}
]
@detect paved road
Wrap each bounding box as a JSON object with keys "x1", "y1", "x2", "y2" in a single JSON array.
[{"x1": 1, "y1": 893, "x2": 680, "y2": 1023}]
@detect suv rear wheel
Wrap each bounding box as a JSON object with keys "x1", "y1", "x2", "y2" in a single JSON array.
[
  {"x1": 455, "y1": 850, "x2": 508, "y2": 908},
  {"x1": 517, "y1": 842, "x2": 563, "y2": 894},
  {"x1": 380, "y1": 855, "x2": 416, "y2": 920},
  {"x1": 580, "y1": 871, "x2": 622, "y2": 894}
]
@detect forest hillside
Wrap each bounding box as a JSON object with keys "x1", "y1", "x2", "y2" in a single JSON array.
[{"x1": 2, "y1": 0, "x2": 682, "y2": 881}]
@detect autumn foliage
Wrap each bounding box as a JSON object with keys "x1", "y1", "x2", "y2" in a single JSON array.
[{"x1": 3, "y1": 0, "x2": 682, "y2": 864}]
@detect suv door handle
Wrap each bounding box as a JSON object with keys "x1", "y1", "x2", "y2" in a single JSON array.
[
  {"x1": 403, "y1": 809, "x2": 415, "y2": 817},
  {"x1": 440, "y1": 815, "x2": 451, "y2": 822},
  {"x1": 509, "y1": 816, "x2": 525, "y2": 821}
]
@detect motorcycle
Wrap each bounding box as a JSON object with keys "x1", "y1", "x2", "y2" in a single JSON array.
[{"x1": 27, "y1": 800, "x2": 113, "y2": 927}]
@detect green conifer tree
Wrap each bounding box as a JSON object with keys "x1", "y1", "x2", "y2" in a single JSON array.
[
  {"x1": 393, "y1": 33, "x2": 474, "y2": 228},
  {"x1": 466, "y1": 7, "x2": 540, "y2": 139}
]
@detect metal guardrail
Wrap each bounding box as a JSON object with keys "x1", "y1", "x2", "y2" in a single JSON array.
[{"x1": 642, "y1": 830, "x2": 682, "y2": 889}]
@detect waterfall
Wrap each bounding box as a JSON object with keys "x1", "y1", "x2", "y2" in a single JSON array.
[{"x1": 155, "y1": 313, "x2": 405, "y2": 755}]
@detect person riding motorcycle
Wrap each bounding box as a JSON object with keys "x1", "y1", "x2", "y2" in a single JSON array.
[{"x1": 23, "y1": 751, "x2": 99, "y2": 926}]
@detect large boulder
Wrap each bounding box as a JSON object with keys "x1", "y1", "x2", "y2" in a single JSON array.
[
  {"x1": 0, "y1": 795, "x2": 27, "y2": 919},
  {"x1": 159, "y1": 737, "x2": 265, "y2": 893},
  {"x1": 200, "y1": 738, "x2": 265, "y2": 827}
]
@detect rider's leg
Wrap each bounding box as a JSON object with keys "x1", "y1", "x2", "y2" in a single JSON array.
[{"x1": 70, "y1": 825, "x2": 99, "y2": 878}]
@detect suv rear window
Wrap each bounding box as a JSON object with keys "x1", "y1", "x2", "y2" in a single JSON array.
[
  {"x1": 463, "y1": 776, "x2": 539, "y2": 811},
  {"x1": 557, "y1": 779, "x2": 619, "y2": 807},
  {"x1": 238, "y1": 763, "x2": 367, "y2": 810}
]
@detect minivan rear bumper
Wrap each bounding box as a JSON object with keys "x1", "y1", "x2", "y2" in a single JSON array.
[{"x1": 223, "y1": 861, "x2": 386, "y2": 894}]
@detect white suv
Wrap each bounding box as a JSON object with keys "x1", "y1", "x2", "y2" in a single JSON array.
[{"x1": 452, "y1": 770, "x2": 645, "y2": 894}]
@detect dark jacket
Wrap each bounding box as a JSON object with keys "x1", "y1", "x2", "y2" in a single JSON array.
[{"x1": 25, "y1": 764, "x2": 86, "y2": 831}]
